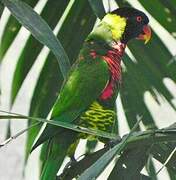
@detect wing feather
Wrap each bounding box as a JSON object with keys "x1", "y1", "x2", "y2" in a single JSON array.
[{"x1": 31, "y1": 56, "x2": 109, "y2": 151}]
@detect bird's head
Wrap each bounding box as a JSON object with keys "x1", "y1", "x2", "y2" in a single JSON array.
[{"x1": 102, "y1": 7, "x2": 151, "y2": 44}]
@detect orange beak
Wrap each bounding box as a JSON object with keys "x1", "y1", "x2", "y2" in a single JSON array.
[{"x1": 137, "y1": 25, "x2": 151, "y2": 44}]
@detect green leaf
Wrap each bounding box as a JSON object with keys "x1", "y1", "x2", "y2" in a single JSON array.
[
  {"x1": 0, "y1": 115, "x2": 26, "y2": 119},
  {"x1": 115, "y1": 1, "x2": 176, "y2": 177},
  {"x1": 78, "y1": 120, "x2": 141, "y2": 180},
  {"x1": 0, "y1": 0, "x2": 37, "y2": 61},
  {"x1": 140, "y1": 174, "x2": 152, "y2": 180},
  {"x1": 0, "y1": 112, "x2": 117, "y2": 140},
  {"x1": 59, "y1": 145, "x2": 150, "y2": 180},
  {"x1": 88, "y1": 0, "x2": 105, "y2": 19},
  {"x1": 1, "y1": 111, "x2": 176, "y2": 179},
  {"x1": 118, "y1": 3, "x2": 175, "y2": 129},
  {"x1": 108, "y1": 145, "x2": 151, "y2": 180},
  {"x1": 11, "y1": 0, "x2": 70, "y2": 103},
  {"x1": 17, "y1": 0, "x2": 70, "y2": 161},
  {"x1": 146, "y1": 156, "x2": 157, "y2": 180},
  {"x1": 1, "y1": 0, "x2": 70, "y2": 77},
  {"x1": 122, "y1": 31, "x2": 175, "y2": 128},
  {"x1": 120, "y1": 54, "x2": 156, "y2": 129},
  {"x1": 62, "y1": 124, "x2": 176, "y2": 179},
  {"x1": 76, "y1": 126, "x2": 176, "y2": 179},
  {"x1": 78, "y1": 141, "x2": 127, "y2": 180},
  {"x1": 59, "y1": 147, "x2": 109, "y2": 179},
  {"x1": 114, "y1": 0, "x2": 176, "y2": 129},
  {"x1": 151, "y1": 124, "x2": 176, "y2": 175},
  {"x1": 139, "y1": 0, "x2": 176, "y2": 37},
  {"x1": 109, "y1": 168, "x2": 152, "y2": 180},
  {"x1": 167, "y1": 169, "x2": 176, "y2": 180},
  {"x1": 0, "y1": 2, "x2": 4, "y2": 18},
  {"x1": 151, "y1": 143, "x2": 176, "y2": 173}
]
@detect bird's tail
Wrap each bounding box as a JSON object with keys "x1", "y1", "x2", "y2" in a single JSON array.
[
  {"x1": 31, "y1": 124, "x2": 61, "y2": 153},
  {"x1": 39, "y1": 130, "x2": 77, "y2": 180},
  {"x1": 31, "y1": 124, "x2": 78, "y2": 180}
]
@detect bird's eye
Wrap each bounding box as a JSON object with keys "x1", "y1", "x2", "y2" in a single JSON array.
[{"x1": 136, "y1": 16, "x2": 142, "y2": 22}]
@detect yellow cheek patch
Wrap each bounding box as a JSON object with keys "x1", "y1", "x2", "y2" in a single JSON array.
[{"x1": 102, "y1": 13, "x2": 126, "y2": 40}]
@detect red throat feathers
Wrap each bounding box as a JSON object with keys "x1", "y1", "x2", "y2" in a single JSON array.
[{"x1": 100, "y1": 42, "x2": 126, "y2": 100}]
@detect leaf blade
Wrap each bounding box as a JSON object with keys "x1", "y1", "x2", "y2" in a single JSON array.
[
  {"x1": 11, "y1": 0, "x2": 70, "y2": 103},
  {"x1": 78, "y1": 120, "x2": 141, "y2": 180},
  {"x1": 1, "y1": 0, "x2": 70, "y2": 77},
  {"x1": 0, "y1": 0, "x2": 37, "y2": 61}
]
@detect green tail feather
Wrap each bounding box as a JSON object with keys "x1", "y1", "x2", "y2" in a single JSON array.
[
  {"x1": 30, "y1": 125, "x2": 62, "y2": 152},
  {"x1": 40, "y1": 131, "x2": 77, "y2": 180}
]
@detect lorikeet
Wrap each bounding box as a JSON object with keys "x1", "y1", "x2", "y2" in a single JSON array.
[{"x1": 31, "y1": 7, "x2": 151, "y2": 179}]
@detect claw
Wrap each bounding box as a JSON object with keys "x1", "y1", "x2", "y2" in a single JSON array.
[
  {"x1": 104, "y1": 137, "x2": 122, "y2": 148},
  {"x1": 56, "y1": 156, "x2": 77, "y2": 180},
  {"x1": 64, "y1": 156, "x2": 77, "y2": 170}
]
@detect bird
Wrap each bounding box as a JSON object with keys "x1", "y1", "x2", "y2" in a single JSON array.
[{"x1": 31, "y1": 7, "x2": 151, "y2": 180}]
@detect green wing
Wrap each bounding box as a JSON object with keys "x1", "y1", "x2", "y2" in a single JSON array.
[
  {"x1": 31, "y1": 55, "x2": 109, "y2": 151},
  {"x1": 52, "y1": 58, "x2": 109, "y2": 120}
]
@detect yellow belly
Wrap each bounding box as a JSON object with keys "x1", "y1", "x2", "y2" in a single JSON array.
[
  {"x1": 67, "y1": 101, "x2": 117, "y2": 156},
  {"x1": 78, "y1": 101, "x2": 116, "y2": 140}
]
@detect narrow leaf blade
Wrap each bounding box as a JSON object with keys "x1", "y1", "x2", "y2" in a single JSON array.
[{"x1": 2, "y1": 0, "x2": 70, "y2": 77}]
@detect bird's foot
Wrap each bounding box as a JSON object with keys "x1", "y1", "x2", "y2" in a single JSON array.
[
  {"x1": 56, "y1": 156, "x2": 77, "y2": 180},
  {"x1": 104, "y1": 136, "x2": 122, "y2": 149},
  {"x1": 64, "y1": 156, "x2": 77, "y2": 170}
]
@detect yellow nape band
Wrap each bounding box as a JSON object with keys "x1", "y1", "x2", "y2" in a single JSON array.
[{"x1": 102, "y1": 13, "x2": 126, "y2": 40}]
